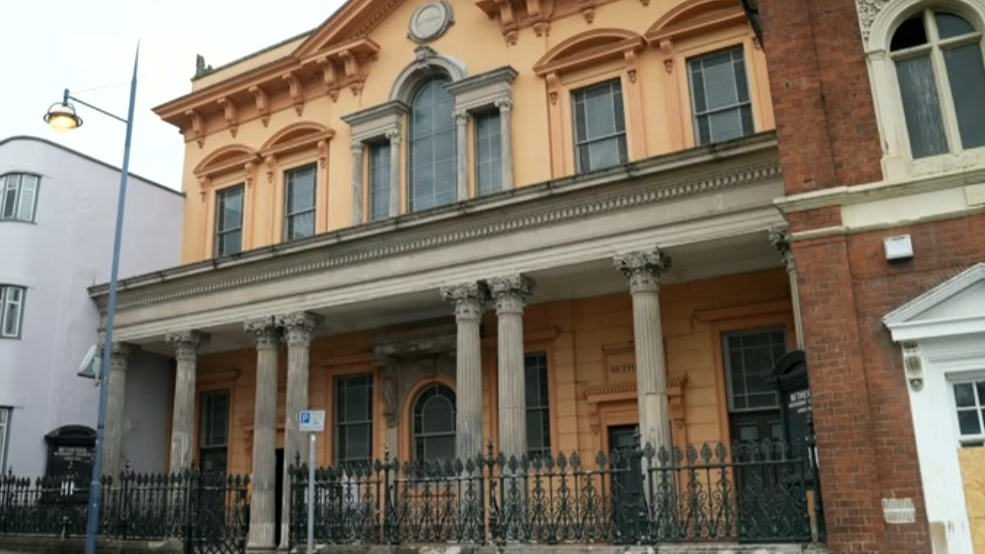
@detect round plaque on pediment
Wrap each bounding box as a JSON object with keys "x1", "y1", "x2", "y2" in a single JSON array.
[{"x1": 408, "y1": 1, "x2": 454, "y2": 44}]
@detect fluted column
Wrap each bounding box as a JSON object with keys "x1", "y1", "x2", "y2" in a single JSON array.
[
  {"x1": 496, "y1": 99, "x2": 514, "y2": 191},
  {"x1": 245, "y1": 317, "x2": 281, "y2": 551},
  {"x1": 387, "y1": 127, "x2": 402, "y2": 217},
  {"x1": 351, "y1": 141, "x2": 364, "y2": 226},
  {"x1": 276, "y1": 311, "x2": 322, "y2": 551},
  {"x1": 769, "y1": 225, "x2": 805, "y2": 349},
  {"x1": 486, "y1": 275, "x2": 534, "y2": 460},
  {"x1": 614, "y1": 249, "x2": 672, "y2": 455},
  {"x1": 440, "y1": 282, "x2": 488, "y2": 460},
  {"x1": 102, "y1": 341, "x2": 138, "y2": 479},
  {"x1": 455, "y1": 110, "x2": 470, "y2": 201},
  {"x1": 165, "y1": 330, "x2": 210, "y2": 472}
]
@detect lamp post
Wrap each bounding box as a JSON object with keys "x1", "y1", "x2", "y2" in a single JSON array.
[{"x1": 44, "y1": 43, "x2": 140, "y2": 554}]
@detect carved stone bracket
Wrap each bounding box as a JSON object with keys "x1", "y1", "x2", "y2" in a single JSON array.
[
  {"x1": 217, "y1": 97, "x2": 239, "y2": 138},
  {"x1": 901, "y1": 341, "x2": 923, "y2": 392},
  {"x1": 768, "y1": 225, "x2": 795, "y2": 272},
  {"x1": 249, "y1": 86, "x2": 270, "y2": 127},
  {"x1": 856, "y1": 0, "x2": 892, "y2": 44},
  {"x1": 475, "y1": 0, "x2": 552, "y2": 44},
  {"x1": 184, "y1": 109, "x2": 205, "y2": 148},
  {"x1": 282, "y1": 73, "x2": 305, "y2": 116}
]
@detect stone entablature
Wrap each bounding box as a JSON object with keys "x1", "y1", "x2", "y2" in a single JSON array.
[{"x1": 88, "y1": 134, "x2": 782, "y2": 342}]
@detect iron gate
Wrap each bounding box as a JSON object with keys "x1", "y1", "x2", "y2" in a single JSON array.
[{"x1": 183, "y1": 470, "x2": 250, "y2": 554}]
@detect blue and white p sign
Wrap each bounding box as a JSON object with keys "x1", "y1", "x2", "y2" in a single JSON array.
[{"x1": 299, "y1": 410, "x2": 325, "y2": 433}]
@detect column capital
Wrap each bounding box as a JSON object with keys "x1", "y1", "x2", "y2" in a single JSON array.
[
  {"x1": 244, "y1": 317, "x2": 281, "y2": 349},
  {"x1": 768, "y1": 225, "x2": 795, "y2": 272},
  {"x1": 614, "y1": 248, "x2": 672, "y2": 293},
  {"x1": 276, "y1": 311, "x2": 323, "y2": 347},
  {"x1": 98, "y1": 341, "x2": 139, "y2": 374},
  {"x1": 350, "y1": 140, "x2": 364, "y2": 155},
  {"x1": 440, "y1": 282, "x2": 489, "y2": 321},
  {"x1": 495, "y1": 98, "x2": 513, "y2": 112},
  {"x1": 385, "y1": 126, "x2": 402, "y2": 143},
  {"x1": 486, "y1": 274, "x2": 534, "y2": 315},
  {"x1": 165, "y1": 330, "x2": 210, "y2": 360}
]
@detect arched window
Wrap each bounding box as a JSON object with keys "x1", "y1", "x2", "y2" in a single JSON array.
[
  {"x1": 409, "y1": 76, "x2": 457, "y2": 212},
  {"x1": 412, "y1": 383, "x2": 456, "y2": 461},
  {"x1": 890, "y1": 8, "x2": 985, "y2": 159}
]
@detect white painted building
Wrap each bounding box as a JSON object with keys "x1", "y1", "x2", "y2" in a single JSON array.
[{"x1": 0, "y1": 135, "x2": 183, "y2": 477}]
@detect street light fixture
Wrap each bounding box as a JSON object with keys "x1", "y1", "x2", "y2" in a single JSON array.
[{"x1": 44, "y1": 42, "x2": 140, "y2": 554}]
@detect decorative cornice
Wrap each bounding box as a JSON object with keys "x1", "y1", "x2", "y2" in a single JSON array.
[{"x1": 91, "y1": 136, "x2": 781, "y2": 312}]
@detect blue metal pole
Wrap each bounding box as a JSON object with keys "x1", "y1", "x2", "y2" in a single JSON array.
[{"x1": 84, "y1": 42, "x2": 140, "y2": 554}]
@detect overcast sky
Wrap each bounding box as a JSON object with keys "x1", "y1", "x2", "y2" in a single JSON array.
[{"x1": 3, "y1": 0, "x2": 346, "y2": 191}]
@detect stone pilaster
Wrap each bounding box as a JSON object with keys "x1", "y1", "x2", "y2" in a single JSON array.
[
  {"x1": 387, "y1": 127, "x2": 402, "y2": 217},
  {"x1": 614, "y1": 249, "x2": 672, "y2": 455},
  {"x1": 351, "y1": 142, "x2": 364, "y2": 226},
  {"x1": 165, "y1": 330, "x2": 210, "y2": 472},
  {"x1": 769, "y1": 225, "x2": 805, "y2": 349},
  {"x1": 244, "y1": 317, "x2": 281, "y2": 551},
  {"x1": 455, "y1": 110, "x2": 470, "y2": 201},
  {"x1": 486, "y1": 274, "x2": 534, "y2": 460},
  {"x1": 496, "y1": 99, "x2": 514, "y2": 191},
  {"x1": 276, "y1": 311, "x2": 322, "y2": 551},
  {"x1": 440, "y1": 282, "x2": 488, "y2": 460},
  {"x1": 102, "y1": 341, "x2": 138, "y2": 479}
]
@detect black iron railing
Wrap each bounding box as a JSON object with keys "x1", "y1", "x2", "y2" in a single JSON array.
[
  {"x1": 288, "y1": 437, "x2": 824, "y2": 548},
  {"x1": 0, "y1": 467, "x2": 249, "y2": 551}
]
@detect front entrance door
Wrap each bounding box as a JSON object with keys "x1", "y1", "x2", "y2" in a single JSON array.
[{"x1": 608, "y1": 425, "x2": 642, "y2": 542}]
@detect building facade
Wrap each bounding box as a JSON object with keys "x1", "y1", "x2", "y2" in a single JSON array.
[
  {"x1": 763, "y1": 0, "x2": 985, "y2": 553},
  {"x1": 0, "y1": 136, "x2": 183, "y2": 477},
  {"x1": 77, "y1": 0, "x2": 985, "y2": 553}
]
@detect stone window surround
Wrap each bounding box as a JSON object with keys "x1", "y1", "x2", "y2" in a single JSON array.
[
  {"x1": 343, "y1": 63, "x2": 519, "y2": 224},
  {"x1": 860, "y1": 0, "x2": 985, "y2": 182}
]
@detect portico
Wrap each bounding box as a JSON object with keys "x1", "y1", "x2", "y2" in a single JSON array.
[{"x1": 89, "y1": 133, "x2": 810, "y2": 549}]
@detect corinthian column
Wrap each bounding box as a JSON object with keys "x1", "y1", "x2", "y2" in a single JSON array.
[
  {"x1": 276, "y1": 311, "x2": 322, "y2": 551},
  {"x1": 102, "y1": 341, "x2": 138, "y2": 479},
  {"x1": 486, "y1": 275, "x2": 534, "y2": 460},
  {"x1": 165, "y1": 330, "x2": 210, "y2": 472},
  {"x1": 244, "y1": 317, "x2": 281, "y2": 551},
  {"x1": 614, "y1": 248, "x2": 672, "y2": 455},
  {"x1": 440, "y1": 282, "x2": 488, "y2": 460},
  {"x1": 769, "y1": 225, "x2": 804, "y2": 349}
]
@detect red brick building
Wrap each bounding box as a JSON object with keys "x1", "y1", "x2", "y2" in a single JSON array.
[{"x1": 760, "y1": 0, "x2": 985, "y2": 553}]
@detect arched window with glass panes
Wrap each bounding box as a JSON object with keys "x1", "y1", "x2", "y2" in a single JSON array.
[
  {"x1": 408, "y1": 76, "x2": 457, "y2": 212},
  {"x1": 889, "y1": 8, "x2": 985, "y2": 159},
  {"x1": 412, "y1": 383, "x2": 457, "y2": 462}
]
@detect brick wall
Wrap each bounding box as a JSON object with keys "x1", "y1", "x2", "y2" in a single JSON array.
[
  {"x1": 759, "y1": 0, "x2": 882, "y2": 195},
  {"x1": 790, "y1": 213, "x2": 985, "y2": 554}
]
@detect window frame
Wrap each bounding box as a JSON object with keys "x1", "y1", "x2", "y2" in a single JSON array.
[
  {"x1": 334, "y1": 373, "x2": 374, "y2": 469},
  {"x1": 408, "y1": 75, "x2": 458, "y2": 213},
  {"x1": 720, "y1": 326, "x2": 787, "y2": 413},
  {"x1": 0, "y1": 173, "x2": 40, "y2": 223},
  {"x1": 0, "y1": 285, "x2": 26, "y2": 339},
  {"x1": 948, "y1": 373, "x2": 985, "y2": 447},
  {"x1": 524, "y1": 352, "x2": 552, "y2": 459},
  {"x1": 282, "y1": 163, "x2": 318, "y2": 242},
  {"x1": 199, "y1": 389, "x2": 230, "y2": 449},
  {"x1": 865, "y1": 1, "x2": 985, "y2": 180},
  {"x1": 411, "y1": 382, "x2": 457, "y2": 463},
  {"x1": 0, "y1": 407, "x2": 10, "y2": 472},
  {"x1": 213, "y1": 184, "x2": 245, "y2": 257},
  {"x1": 570, "y1": 78, "x2": 629, "y2": 174},
  {"x1": 686, "y1": 45, "x2": 755, "y2": 146},
  {"x1": 888, "y1": 8, "x2": 985, "y2": 161}
]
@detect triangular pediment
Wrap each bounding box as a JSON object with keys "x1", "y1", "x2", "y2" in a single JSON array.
[
  {"x1": 294, "y1": 0, "x2": 406, "y2": 61},
  {"x1": 883, "y1": 263, "x2": 985, "y2": 342}
]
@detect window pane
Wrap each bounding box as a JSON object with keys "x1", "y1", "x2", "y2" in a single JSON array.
[
  {"x1": 369, "y1": 142, "x2": 391, "y2": 221},
  {"x1": 977, "y1": 381, "x2": 985, "y2": 404},
  {"x1": 2, "y1": 178, "x2": 17, "y2": 219},
  {"x1": 891, "y1": 15, "x2": 928, "y2": 51},
  {"x1": 943, "y1": 43, "x2": 985, "y2": 150},
  {"x1": 955, "y1": 383, "x2": 976, "y2": 407},
  {"x1": 958, "y1": 410, "x2": 981, "y2": 435},
  {"x1": 688, "y1": 47, "x2": 753, "y2": 145},
  {"x1": 708, "y1": 109, "x2": 744, "y2": 142},
  {"x1": 896, "y1": 55, "x2": 949, "y2": 158},
  {"x1": 935, "y1": 12, "x2": 975, "y2": 39},
  {"x1": 475, "y1": 111, "x2": 502, "y2": 196},
  {"x1": 17, "y1": 176, "x2": 38, "y2": 221},
  {"x1": 724, "y1": 328, "x2": 785, "y2": 411}
]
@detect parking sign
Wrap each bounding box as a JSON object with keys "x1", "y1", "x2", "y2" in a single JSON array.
[{"x1": 298, "y1": 410, "x2": 325, "y2": 432}]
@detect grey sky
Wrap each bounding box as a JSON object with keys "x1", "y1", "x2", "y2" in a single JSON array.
[{"x1": 4, "y1": 0, "x2": 345, "y2": 191}]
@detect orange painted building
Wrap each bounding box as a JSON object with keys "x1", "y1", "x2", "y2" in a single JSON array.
[{"x1": 87, "y1": 0, "x2": 820, "y2": 551}]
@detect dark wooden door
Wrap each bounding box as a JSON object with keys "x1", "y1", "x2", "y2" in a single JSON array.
[{"x1": 608, "y1": 425, "x2": 642, "y2": 542}]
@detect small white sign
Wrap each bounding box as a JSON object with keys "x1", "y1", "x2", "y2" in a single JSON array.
[{"x1": 299, "y1": 410, "x2": 325, "y2": 433}]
